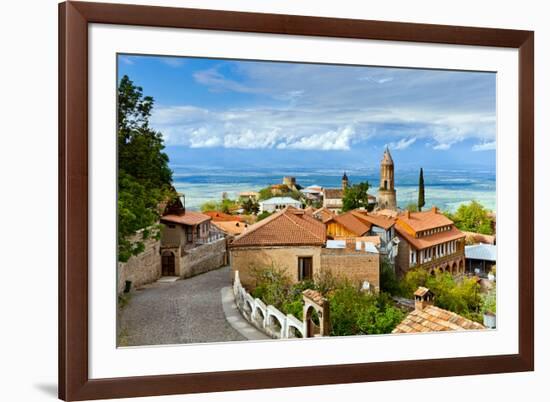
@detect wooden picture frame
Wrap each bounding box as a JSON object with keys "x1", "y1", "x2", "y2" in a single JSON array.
[{"x1": 59, "y1": 1, "x2": 534, "y2": 400}]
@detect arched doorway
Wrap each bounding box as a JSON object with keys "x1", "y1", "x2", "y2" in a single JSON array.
[
  {"x1": 161, "y1": 251, "x2": 175, "y2": 276},
  {"x1": 305, "y1": 306, "x2": 321, "y2": 338}
]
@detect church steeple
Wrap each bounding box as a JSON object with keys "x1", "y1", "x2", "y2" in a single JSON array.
[
  {"x1": 377, "y1": 147, "x2": 397, "y2": 210},
  {"x1": 342, "y1": 172, "x2": 349, "y2": 191}
]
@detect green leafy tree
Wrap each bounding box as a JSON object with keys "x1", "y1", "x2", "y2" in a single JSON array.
[
  {"x1": 117, "y1": 75, "x2": 173, "y2": 262},
  {"x1": 329, "y1": 284, "x2": 404, "y2": 336},
  {"x1": 400, "y1": 268, "x2": 483, "y2": 323},
  {"x1": 258, "y1": 187, "x2": 274, "y2": 201},
  {"x1": 418, "y1": 167, "x2": 425, "y2": 211},
  {"x1": 256, "y1": 211, "x2": 273, "y2": 222},
  {"x1": 405, "y1": 203, "x2": 418, "y2": 212},
  {"x1": 342, "y1": 181, "x2": 371, "y2": 212},
  {"x1": 379, "y1": 258, "x2": 400, "y2": 296},
  {"x1": 447, "y1": 201, "x2": 494, "y2": 234},
  {"x1": 242, "y1": 198, "x2": 260, "y2": 215}
]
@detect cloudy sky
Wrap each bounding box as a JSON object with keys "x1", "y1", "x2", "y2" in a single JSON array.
[{"x1": 118, "y1": 54, "x2": 496, "y2": 169}]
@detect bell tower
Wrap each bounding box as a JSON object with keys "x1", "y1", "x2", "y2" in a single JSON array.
[
  {"x1": 377, "y1": 147, "x2": 397, "y2": 210},
  {"x1": 342, "y1": 172, "x2": 349, "y2": 191}
]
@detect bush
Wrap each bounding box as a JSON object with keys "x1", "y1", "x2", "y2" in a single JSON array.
[
  {"x1": 256, "y1": 211, "x2": 273, "y2": 222},
  {"x1": 400, "y1": 268, "x2": 483, "y2": 323},
  {"x1": 329, "y1": 284, "x2": 404, "y2": 336},
  {"x1": 249, "y1": 264, "x2": 405, "y2": 335},
  {"x1": 446, "y1": 200, "x2": 494, "y2": 235}
]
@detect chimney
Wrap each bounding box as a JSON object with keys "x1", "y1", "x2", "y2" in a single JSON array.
[
  {"x1": 431, "y1": 206, "x2": 438, "y2": 214},
  {"x1": 406, "y1": 210, "x2": 410, "y2": 219},
  {"x1": 414, "y1": 287, "x2": 433, "y2": 311}
]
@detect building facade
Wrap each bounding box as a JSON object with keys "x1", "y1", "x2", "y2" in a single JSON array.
[
  {"x1": 230, "y1": 207, "x2": 380, "y2": 290},
  {"x1": 160, "y1": 209, "x2": 226, "y2": 278},
  {"x1": 394, "y1": 207, "x2": 466, "y2": 276},
  {"x1": 322, "y1": 173, "x2": 348, "y2": 213}
]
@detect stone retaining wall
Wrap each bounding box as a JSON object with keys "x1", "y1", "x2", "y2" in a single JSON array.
[
  {"x1": 117, "y1": 235, "x2": 161, "y2": 293},
  {"x1": 180, "y1": 238, "x2": 227, "y2": 278}
]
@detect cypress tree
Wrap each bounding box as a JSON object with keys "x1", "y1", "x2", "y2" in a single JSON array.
[{"x1": 418, "y1": 168, "x2": 425, "y2": 212}]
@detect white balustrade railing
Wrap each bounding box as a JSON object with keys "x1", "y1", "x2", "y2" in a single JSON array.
[{"x1": 233, "y1": 271, "x2": 305, "y2": 339}]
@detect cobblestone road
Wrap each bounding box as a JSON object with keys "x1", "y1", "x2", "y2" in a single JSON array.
[{"x1": 118, "y1": 266, "x2": 246, "y2": 346}]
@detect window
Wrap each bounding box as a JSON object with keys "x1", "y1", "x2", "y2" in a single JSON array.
[{"x1": 298, "y1": 257, "x2": 313, "y2": 281}]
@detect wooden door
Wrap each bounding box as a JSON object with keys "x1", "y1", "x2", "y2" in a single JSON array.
[
  {"x1": 298, "y1": 257, "x2": 313, "y2": 281},
  {"x1": 162, "y1": 252, "x2": 175, "y2": 276}
]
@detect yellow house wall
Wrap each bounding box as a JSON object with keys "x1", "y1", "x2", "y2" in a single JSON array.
[{"x1": 230, "y1": 246, "x2": 322, "y2": 288}]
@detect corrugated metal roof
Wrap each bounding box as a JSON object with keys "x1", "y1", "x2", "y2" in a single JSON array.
[
  {"x1": 260, "y1": 197, "x2": 301, "y2": 205},
  {"x1": 465, "y1": 244, "x2": 497, "y2": 261}
]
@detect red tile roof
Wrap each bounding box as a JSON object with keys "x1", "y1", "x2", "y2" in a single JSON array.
[
  {"x1": 463, "y1": 231, "x2": 496, "y2": 245},
  {"x1": 212, "y1": 220, "x2": 248, "y2": 235},
  {"x1": 351, "y1": 210, "x2": 396, "y2": 230},
  {"x1": 161, "y1": 211, "x2": 211, "y2": 226},
  {"x1": 395, "y1": 224, "x2": 465, "y2": 250},
  {"x1": 326, "y1": 212, "x2": 372, "y2": 236},
  {"x1": 397, "y1": 208, "x2": 454, "y2": 233},
  {"x1": 392, "y1": 304, "x2": 485, "y2": 333},
  {"x1": 324, "y1": 188, "x2": 343, "y2": 199},
  {"x1": 204, "y1": 211, "x2": 242, "y2": 222},
  {"x1": 230, "y1": 207, "x2": 326, "y2": 248},
  {"x1": 313, "y1": 207, "x2": 335, "y2": 222}
]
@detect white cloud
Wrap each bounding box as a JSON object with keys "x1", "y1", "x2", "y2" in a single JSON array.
[
  {"x1": 433, "y1": 143, "x2": 452, "y2": 150},
  {"x1": 193, "y1": 68, "x2": 262, "y2": 94},
  {"x1": 149, "y1": 63, "x2": 496, "y2": 152},
  {"x1": 119, "y1": 56, "x2": 134, "y2": 65},
  {"x1": 472, "y1": 141, "x2": 497, "y2": 151},
  {"x1": 279, "y1": 126, "x2": 355, "y2": 151},
  {"x1": 160, "y1": 57, "x2": 185, "y2": 68},
  {"x1": 388, "y1": 137, "x2": 416, "y2": 150}
]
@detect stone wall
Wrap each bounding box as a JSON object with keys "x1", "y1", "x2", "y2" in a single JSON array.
[
  {"x1": 117, "y1": 235, "x2": 161, "y2": 293},
  {"x1": 230, "y1": 246, "x2": 322, "y2": 288},
  {"x1": 179, "y1": 237, "x2": 227, "y2": 278},
  {"x1": 320, "y1": 247, "x2": 380, "y2": 290},
  {"x1": 395, "y1": 236, "x2": 412, "y2": 277}
]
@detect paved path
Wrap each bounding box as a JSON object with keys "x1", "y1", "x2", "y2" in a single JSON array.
[
  {"x1": 118, "y1": 266, "x2": 247, "y2": 346},
  {"x1": 221, "y1": 287, "x2": 270, "y2": 341}
]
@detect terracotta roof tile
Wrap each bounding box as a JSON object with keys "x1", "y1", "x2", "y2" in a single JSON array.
[
  {"x1": 161, "y1": 211, "x2": 211, "y2": 226},
  {"x1": 212, "y1": 220, "x2": 248, "y2": 235},
  {"x1": 302, "y1": 289, "x2": 328, "y2": 306},
  {"x1": 313, "y1": 207, "x2": 335, "y2": 222},
  {"x1": 393, "y1": 305, "x2": 485, "y2": 334},
  {"x1": 204, "y1": 211, "x2": 242, "y2": 222},
  {"x1": 230, "y1": 206, "x2": 326, "y2": 248},
  {"x1": 324, "y1": 188, "x2": 344, "y2": 199},
  {"x1": 326, "y1": 212, "x2": 372, "y2": 236},
  {"x1": 351, "y1": 210, "x2": 396, "y2": 230},
  {"x1": 395, "y1": 224, "x2": 465, "y2": 250},
  {"x1": 397, "y1": 208, "x2": 454, "y2": 233},
  {"x1": 463, "y1": 231, "x2": 496, "y2": 245}
]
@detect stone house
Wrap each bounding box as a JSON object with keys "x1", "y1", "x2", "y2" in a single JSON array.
[
  {"x1": 230, "y1": 207, "x2": 380, "y2": 290},
  {"x1": 160, "y1": 209, "x2": 226, "y2": 278},
  {"x1": 394, "y1": 207, "x2": 466, "y2": 277},
  {"x1": 322, "y1": 173, "x2": 347, "y2": 213}
]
